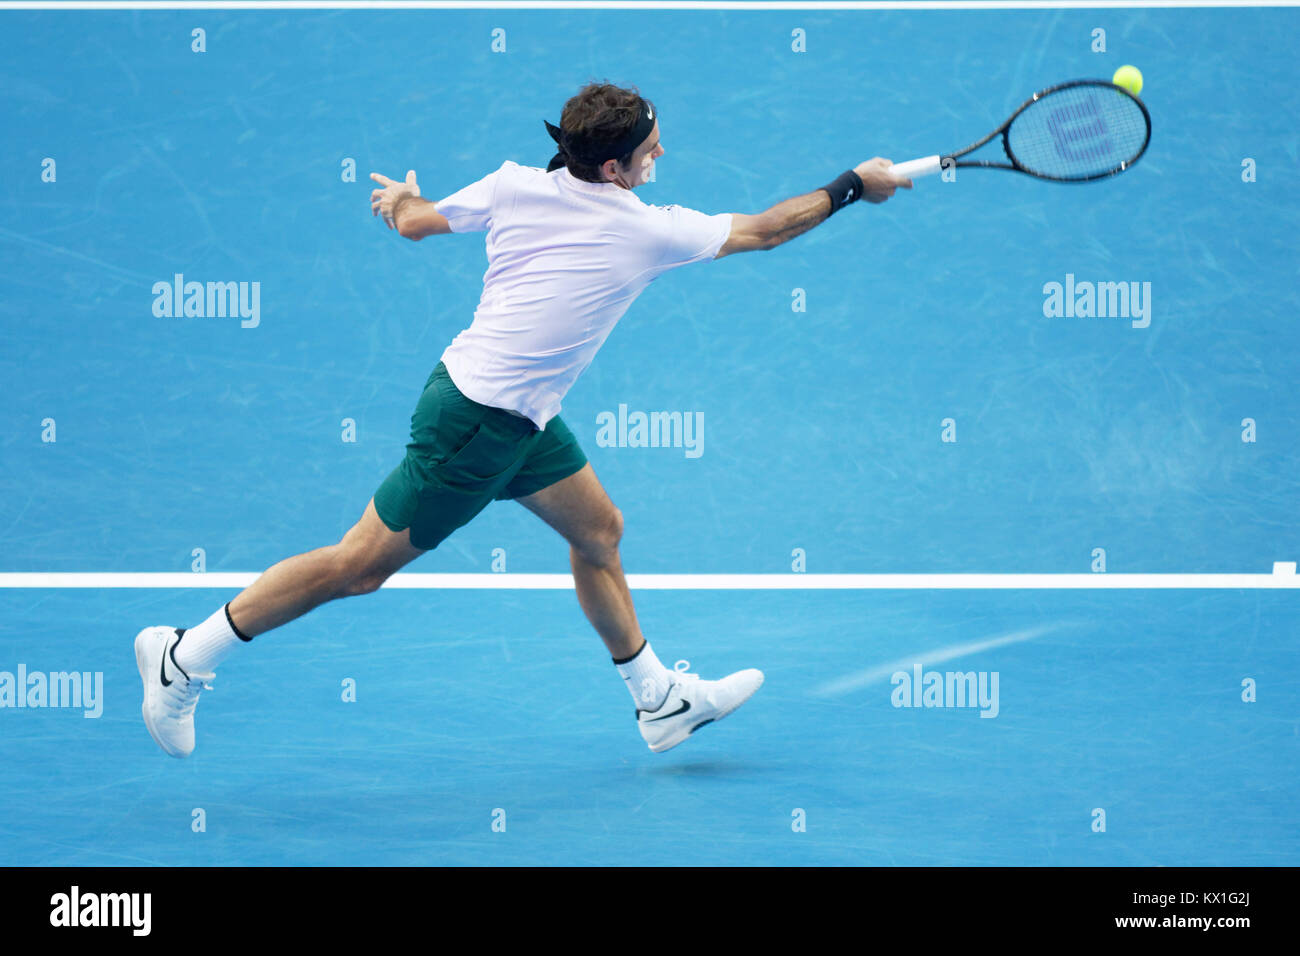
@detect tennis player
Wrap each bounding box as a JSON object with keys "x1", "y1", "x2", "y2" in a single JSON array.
[{"x1": 135, "y1": 82, "x2": 910, "y2": 758}]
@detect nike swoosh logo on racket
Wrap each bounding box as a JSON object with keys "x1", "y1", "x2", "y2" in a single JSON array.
[{"x1": 644, "y1": 699, "x2": 690, "y2": 722}]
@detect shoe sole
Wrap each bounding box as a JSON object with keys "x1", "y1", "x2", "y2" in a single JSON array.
[
  {"x1": 135, "y1": 627, "x2": 189, "y2": 758},
  {"x1": 647, "y1": 671, "x2": 765, "y2": 753}
]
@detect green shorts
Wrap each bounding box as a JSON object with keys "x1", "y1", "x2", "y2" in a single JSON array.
[{"x1": 373, "y1": 362, "x2": 588, "y2": 550}]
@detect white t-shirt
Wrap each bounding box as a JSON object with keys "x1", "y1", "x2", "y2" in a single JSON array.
[{"x1": 434, "y1": 161, "x2": 732, "y2": 429}]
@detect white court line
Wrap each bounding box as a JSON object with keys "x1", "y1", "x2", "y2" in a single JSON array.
[
  {"x1": 2, "y1": 1, "x2": 1297, "y2": 11},
  {"x1": 0, "y1": 571, "x2": 1296, "y2": 589},
  {"x1": 811, "y1": 623, "x2": 1064, "y2": 696}
]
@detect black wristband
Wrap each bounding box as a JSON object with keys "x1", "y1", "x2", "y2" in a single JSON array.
[{"x1": 820, "y1": 169, "x2": 865, "y2": 217}]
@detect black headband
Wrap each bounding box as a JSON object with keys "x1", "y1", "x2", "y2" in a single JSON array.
[{"x1": 544, "y1": 98, "x2": 655, "y2": 171}]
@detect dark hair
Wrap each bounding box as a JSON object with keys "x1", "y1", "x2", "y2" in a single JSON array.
[{"x1": 549, "y1": 81, "x2": 654, "y2": 183}]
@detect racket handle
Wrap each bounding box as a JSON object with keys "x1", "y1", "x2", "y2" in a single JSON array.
[{"x1": 888, "y1": 155, "x2": 943, "y2": 180}]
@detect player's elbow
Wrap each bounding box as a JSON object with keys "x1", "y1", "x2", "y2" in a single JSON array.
[
  {"x1": 398, "y1": 207, "x2": 452, "y2": 241},
  {"x1": 716, "y1": 213, "x2": 774, "y2": 258},
  {"x1": 751, "y1": 212, "x2": 780, "y2": 251}
]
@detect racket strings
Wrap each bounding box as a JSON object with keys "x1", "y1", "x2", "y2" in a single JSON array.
[{"x1": 1006, "y1": 85, "x2": 1149, "y2": 180}]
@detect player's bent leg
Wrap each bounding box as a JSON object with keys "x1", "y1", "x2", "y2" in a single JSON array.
[
  {"x1": 515, "y1": 464, "x2": 643, "y2": 660},
  {"x1": 228, "y1": 498, "x2": 425, "y2": 638},
  {"x1": 516, "y1": 464, "x2": 764, "y2": 753},
  {"x1": 515, "y1": 463, "x2": 624, "y2": 566}
]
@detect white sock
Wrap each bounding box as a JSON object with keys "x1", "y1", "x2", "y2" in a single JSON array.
[
  {"x1": 615, "y1": 639, "x2": 672, "y2": 710},
  {"x1": 174, "y1": 604, "x2": 248, "y2": 674}
]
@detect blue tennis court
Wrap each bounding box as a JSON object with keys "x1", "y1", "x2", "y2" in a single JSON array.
[{"x1": 1, "y1": 1, "x2": 1296, "y2": 866}]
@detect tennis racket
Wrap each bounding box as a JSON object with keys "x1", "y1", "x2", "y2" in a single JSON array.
[{"x1": 888, "y1": 79, "x2": 1151, "y2": 183}]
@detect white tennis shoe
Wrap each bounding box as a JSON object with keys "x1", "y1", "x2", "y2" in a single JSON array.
[
  {"x1": 636, "y1": 660, "x2": 764, "y2": 753},
  {"x1": 135, "y1": 626, "x2": 214, "y2": 758}
]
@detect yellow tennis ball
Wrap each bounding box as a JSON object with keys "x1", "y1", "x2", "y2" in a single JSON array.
[{"x1": 1113, "y1": 64, "x2": 1143, "y2": 96}]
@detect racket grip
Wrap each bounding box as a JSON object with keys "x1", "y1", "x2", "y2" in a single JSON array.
[{"x1": 887, "y1": 155, "x2": 943, "y2": 180}]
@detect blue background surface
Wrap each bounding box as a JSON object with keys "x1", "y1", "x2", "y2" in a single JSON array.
[{"x1": 0, "y1": 4, "x2": 1296, "y2": 865}]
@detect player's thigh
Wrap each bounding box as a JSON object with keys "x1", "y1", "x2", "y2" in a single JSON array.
[
  {"x1": 515, "y1": 463, "x2": 622, "y2": 551},
  {"x1": 339, "y1": 498, "x2": 426, "y2": 577},
  {"x1": 374, "y1": 363, "x2": 538, "y2": 551},
  {"x1": 497, "y1": 412, "x2": 588, "y2": 503}
]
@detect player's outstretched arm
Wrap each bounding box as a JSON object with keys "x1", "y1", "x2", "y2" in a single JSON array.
[
  {"x1": 714, "y1": 157, "x2": 911, "y2": 259},
  {"x1": 369, "y1": 170, "x2": 452, "y2": 240}
]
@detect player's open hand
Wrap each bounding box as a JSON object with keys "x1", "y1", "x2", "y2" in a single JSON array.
[
  {"x1": 854, "y1": 157, "x2": 913, "y2": 203},
  {"x1": 369, "y1": 169, "x2": 421, "y2": 229}
]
